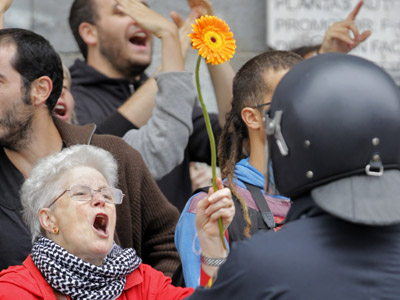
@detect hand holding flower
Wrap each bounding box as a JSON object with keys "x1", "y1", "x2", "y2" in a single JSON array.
[
  {"x1": 195, "y1": 177, "x2": 234, "y2": 278},
  {"x1": 189, "y1": 15, "x2": 236, "y2": 250},
  {"x1": 196, "y1": 178, "x2": 234, "y2": 240}
]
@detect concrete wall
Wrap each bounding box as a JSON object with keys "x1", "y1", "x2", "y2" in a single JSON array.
[{"x1": 4, "y1": 0, "x2": 266, "y2": 112}]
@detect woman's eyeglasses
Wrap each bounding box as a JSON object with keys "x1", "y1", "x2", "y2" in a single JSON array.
[{"x1": 47, "y1": 184, "x2": 124, "y2": 208}]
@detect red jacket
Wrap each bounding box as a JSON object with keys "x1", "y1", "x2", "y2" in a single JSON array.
[{"x1": 0, "y1": 256, "x2": 194, "y2": 299}]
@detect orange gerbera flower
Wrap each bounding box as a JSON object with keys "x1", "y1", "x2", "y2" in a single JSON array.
[
  {"x1": 189, "y1": 16, "x2": 236, "y2": 253},
  {"x1": 189, "y1": 15, "x2": 236, "y2": 65}
]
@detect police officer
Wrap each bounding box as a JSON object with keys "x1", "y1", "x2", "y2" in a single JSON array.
[{"x1": 188, "y1": 53, "x2": 400, "y2": 299}]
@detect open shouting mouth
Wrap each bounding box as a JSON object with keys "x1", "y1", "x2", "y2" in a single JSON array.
[
  {"x1": 128, "y1": 30, "x2": 149, "y2": 50},
  {"x1": 93, "y1": 213, "x2": 109, "y2": 238}
]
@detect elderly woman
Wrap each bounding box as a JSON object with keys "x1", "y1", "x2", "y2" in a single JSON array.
[{"x1": 0, "y1": 145, "x2": 233, "y2": 299}]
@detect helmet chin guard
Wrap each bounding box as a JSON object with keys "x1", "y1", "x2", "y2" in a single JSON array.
[
  {"x1": 264, "y1": 110, "x2": 288, "y2": 195},
  {"x1": 265, "y1": 110, "x2": 289, "y2": 157}
]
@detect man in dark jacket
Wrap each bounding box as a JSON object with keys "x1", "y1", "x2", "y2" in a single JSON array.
[
  {"x1": 68, "y1": 0, "x2": 233, "y2": 211},
  {"x1": 188, "y1": 53, "x2": 400, "y2": 299},
  {"x1": 0, "y1": 28, "x2": 180, "y2": 276}
]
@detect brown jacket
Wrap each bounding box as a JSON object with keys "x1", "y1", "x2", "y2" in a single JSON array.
[{"x1": 54, "y1": 118, "x2": 180, "y2": 276}]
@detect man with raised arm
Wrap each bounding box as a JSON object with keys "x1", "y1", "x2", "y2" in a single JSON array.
[{"x1": 68, "y1": 0, "x2": 235, "y2": 211}]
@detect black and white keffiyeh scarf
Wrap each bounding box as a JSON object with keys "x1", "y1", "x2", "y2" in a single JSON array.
[{"x1": 31, "y1": 235, "x2": 141, "y2": 300}]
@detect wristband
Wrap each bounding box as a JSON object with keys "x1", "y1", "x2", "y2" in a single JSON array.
[{"x1": 200, "y1": 254, "x2": 227, "y2": 267}]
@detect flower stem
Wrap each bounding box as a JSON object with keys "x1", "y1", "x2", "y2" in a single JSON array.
[{"x1": 195, "y1": 55, "x2": 227, "y2": 251}]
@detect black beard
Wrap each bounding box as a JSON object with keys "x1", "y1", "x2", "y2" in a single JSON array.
[
  {"x1": 0, "y1": 116, "x2": 34, "y2": 151},
  {"x1": 98, "y1": 32, "x2": 151, "y2": 80},
  {"x1": 0, "y1": 92, "x2": 35, "y2": 151},
  {"x1": 101, "y1": 47, "x2": 150, "y2": 80}
]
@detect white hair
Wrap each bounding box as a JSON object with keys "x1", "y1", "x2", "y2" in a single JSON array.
[{"x1": 21, "y1": 145, "x2": 118, "y2": 242}]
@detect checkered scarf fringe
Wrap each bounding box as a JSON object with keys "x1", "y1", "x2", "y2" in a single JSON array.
[{"x1": 31, "y1": 235, "x2": 141, "y2": 300}]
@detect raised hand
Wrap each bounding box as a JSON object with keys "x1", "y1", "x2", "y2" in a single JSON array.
[
  {"x1": 195, "y1": 177, "x2": 233, "y2": 277},
  {"x1": 319, "y1": 0, "x2": 371, "y2": 54},
  {"x1": 0, "y1": 0, "x2": 12, "y2": 14},
  {"x1": 170, "y1": 10, "x2": 198, "y2": 60},
  {"x1": 195, "y1": 178, "x2": 234, "y2": 241},
  {"x1": 0, "y1": 0, "x2": 12, "y2": 29},
  {"x1": 169, "y1": 0, "x2": 214, "y2": 60},
  {"x1": 115, "y1": 0, "x2": 177, "y2": 39},
  {"x1": 116, "y1": 0, "x2": 184, "y2": 72},
  {"x1": 187, "y1": 0, "x2": 214, "y2": 16}
]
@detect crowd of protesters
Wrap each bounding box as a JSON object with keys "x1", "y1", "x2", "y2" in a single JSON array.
[{"x1": 1, "y1": 0, "x2": 400, "y2": 299}]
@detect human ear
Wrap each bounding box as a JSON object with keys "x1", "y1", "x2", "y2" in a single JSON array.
[
  {"x1": 79, "y1": 22, "x2": 98, "y2": 46},
  {"x1": 241, "y1": 107, "x2": 262, "y2": 130},
  {"x1": 38, "y1": 208, "x2": 58, "y2": 235},
  {"x1": 30, "y1": 76, "x2": 53, "y2": 106}
]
